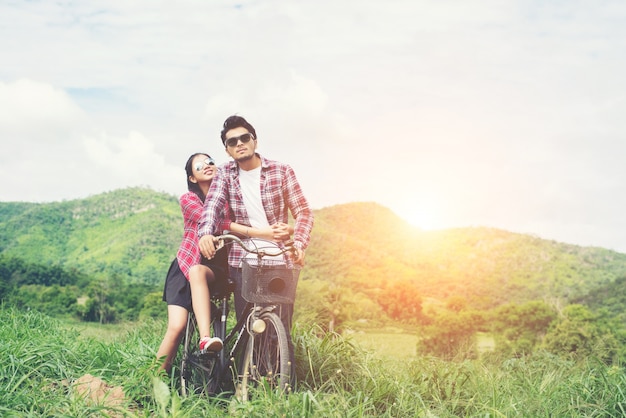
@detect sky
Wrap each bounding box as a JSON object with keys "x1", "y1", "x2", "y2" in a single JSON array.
[{"x1": 1, "y1": 1, "x2": 626, "y2": 252}]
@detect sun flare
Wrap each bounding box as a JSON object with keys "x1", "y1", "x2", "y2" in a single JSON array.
[{"x1": 398, "y1": 207, "x2": 440, "y2": 230}]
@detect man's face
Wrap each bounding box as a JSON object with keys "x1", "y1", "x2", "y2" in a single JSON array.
[{"x1": 224, "y1": 127, "x2": 257, "y2": 162}]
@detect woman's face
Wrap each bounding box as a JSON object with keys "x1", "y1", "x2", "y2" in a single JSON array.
[{"x1": 189, "y1": 154, "x2": 216, "y2": 184}]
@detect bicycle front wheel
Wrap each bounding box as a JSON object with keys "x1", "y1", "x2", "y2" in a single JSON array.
[{"x1": 240, "y1": 310, "x2": 294, "y2": 398}]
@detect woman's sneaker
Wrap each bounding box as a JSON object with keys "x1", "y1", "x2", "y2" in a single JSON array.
[{"x1": 199, "y1": 336, "x2": 223, "y2": 352}]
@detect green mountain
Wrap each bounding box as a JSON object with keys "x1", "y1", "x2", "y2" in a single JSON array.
[
  {"x1": 2, "y1": 187, "x2": 626, "y2": 309},
  {"x1": 310, "y1": 202, "x2": 626, "y2": 309},
  {"x1": 0, "y1": 188, "x2": 182, "y2": 286}
]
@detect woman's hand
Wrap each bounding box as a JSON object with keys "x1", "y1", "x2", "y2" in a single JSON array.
[{"x1": 199, "y1": 235, "x2": 218, "y2": 259}]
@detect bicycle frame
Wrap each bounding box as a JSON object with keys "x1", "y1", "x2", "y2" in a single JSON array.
[{"x1": 180, "y1": 235, "x2": 297, "y2": 399}]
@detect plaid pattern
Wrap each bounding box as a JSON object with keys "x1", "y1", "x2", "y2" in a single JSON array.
[
  {"x1": 199, "y1": 154, "x2": 314, "y2": 268},
  {"x1": 176, "y1": 191, "x2": 229, "y2": 279}
]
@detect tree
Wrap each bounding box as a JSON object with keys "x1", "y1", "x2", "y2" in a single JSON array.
[
  {"x1": 139, "y1": 292, "x2": 166, "y2": 320},
  {"x1": 445, "y1": 295, "x2": 468, "y2": 312},
  {"x1": 542, "y1": 304, "x2": 619, "y2": 364},
  {"x1": 81, "y1": 278, "x2": 116, "y2": 324},
  {"x1": 490, "y1": 300, "x2": 557, "y2": 356},
  {"x1": 377, "y1": 281, "x2": 423, "y2": 324},
  {"x1": 0, "y1": 258, "x2": 13, "y2": 300},
  {"x1": 417, "y1": 310, "x2": 484, "y2": 360}
]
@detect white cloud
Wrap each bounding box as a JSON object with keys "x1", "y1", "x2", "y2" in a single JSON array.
[
  {"x1": 0, "y1": 79, "x2": 91, "y2": 201},
  {"x1": 0, "y1": 79, "x2": 86, "y2": 139},
  {"x1": 82, "y1": 130, "x2": 182, "y2": 195},
  {"x1": 2, "y1": 1, "x2": 626, "y2": 251}
]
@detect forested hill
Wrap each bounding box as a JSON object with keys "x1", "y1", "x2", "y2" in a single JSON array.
[
  {"x1": 2, "y1": 187, "x2": 626, "y2": 308},
  {"x1": 309, "y1": 203, "x2": 626, "y2": 308},
  {"x1": 0, "y1": 188, "x2": 182, "y2": 286}
]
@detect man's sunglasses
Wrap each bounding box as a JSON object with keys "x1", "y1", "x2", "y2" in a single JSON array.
[
  {"x1": 224, "y1": 132, "x2": 254, "y2": 148},
  {"x1": 194, "y1": 158, "x2": 215, "y2": 172}
]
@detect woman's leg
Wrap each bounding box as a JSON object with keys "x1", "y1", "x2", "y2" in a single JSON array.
[
  {"x1": 156, "y1": 304, "x2": 188, "y2": 373},
  {"x1": 188, "y1": 264, "x2": 216, "y2": 339}
]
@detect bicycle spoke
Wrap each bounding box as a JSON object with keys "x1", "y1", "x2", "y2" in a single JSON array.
[{"x1": 246, "y1": 311, "x2": 293, "y2": 394}]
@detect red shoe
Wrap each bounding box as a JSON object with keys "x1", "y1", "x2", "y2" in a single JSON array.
[{"x1": 199, "y1": 336, "x2": 223, "y2": 352}]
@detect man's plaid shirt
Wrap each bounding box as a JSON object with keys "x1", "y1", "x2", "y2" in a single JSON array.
[{"x1": 198, "y1": 154, "x2": 314, "y2": 268}]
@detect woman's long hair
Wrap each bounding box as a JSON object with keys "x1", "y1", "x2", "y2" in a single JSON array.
[{"x1": 184, "y1": 153, "x2": 211, "y2": 202}]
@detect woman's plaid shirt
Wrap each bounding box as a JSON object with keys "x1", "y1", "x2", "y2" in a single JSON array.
[{"x1": 176, "y1": 191, "x2": 229, "y2": 278}]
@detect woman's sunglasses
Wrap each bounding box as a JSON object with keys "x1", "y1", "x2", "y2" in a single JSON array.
[{"x1": 194, "y1": 158, "x2": 215, "y2": 172}]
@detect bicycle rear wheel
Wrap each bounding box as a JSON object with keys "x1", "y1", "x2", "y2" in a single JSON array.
[
  {"x1": 179, "y1": 313, "x2": 220, "y2": 396},
  {"x1": 239, "y1": 310, "x2": 294, "y2": 400}
]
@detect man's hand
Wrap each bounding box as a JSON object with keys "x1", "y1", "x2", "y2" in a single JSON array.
[
  {"x1": 256, "y1": 222, "x2": 292, "y2": 241},
  {"x1": 199, "y1": 235, "x2": 218, "y2": 259},
  {"x1": 289, "y1": 245, "x2": 305, "y2": 266},
  {"x1": 270, "y1": 222, "x2": 291, "y2": 241}
]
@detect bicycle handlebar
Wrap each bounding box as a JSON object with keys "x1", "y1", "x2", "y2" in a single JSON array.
[{"x1": 216, "y1": 233, "x2": 296, "y2": 258}]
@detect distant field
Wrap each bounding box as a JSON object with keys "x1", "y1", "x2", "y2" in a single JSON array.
[
  {"x1": 476, "y1": 332, "x2": 496, "y2": 353},
  {"x1": 67, "y1": 320, "x2": 495, "y2": 361},
  {"x1": 67, "y1": 320, "x2": 421, "y2": 361},
  {"x1": 349, "y1": 330, "x2": 495, "y2": 359},
  {"x1": 348, "y1": 330, "x2": 419, "y2": 360}
]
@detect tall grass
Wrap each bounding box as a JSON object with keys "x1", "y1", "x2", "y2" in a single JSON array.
[{"x1": 1, "y1": 306, "x2": 624, "y2": 417}]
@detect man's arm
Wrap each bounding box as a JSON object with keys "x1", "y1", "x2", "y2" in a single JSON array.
[
  {"x1": 284, "y1": 164, "x2": 314, "y2": 264},
  {"x1": 198, "y1": 167, "x2": 228, "y2": 259},
  {"x1": 228, "y1": 221, "x2": 292, "y2": 241}
]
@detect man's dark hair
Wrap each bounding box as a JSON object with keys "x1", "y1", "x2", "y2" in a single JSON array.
[{"x1": 220, "y1": 115, "x2": 257, "y2": 145}]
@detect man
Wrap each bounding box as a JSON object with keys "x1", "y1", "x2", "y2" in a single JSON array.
[{"x1": 198, "y1": 115, "x2": 314, "y2": 321}]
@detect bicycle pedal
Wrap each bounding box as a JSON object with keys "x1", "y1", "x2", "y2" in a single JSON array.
[{"x1": 198, "y1": 349, "x2": 219, "y2": 357}]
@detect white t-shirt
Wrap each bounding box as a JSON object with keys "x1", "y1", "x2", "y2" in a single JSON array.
[
  {"x1": 239, "y1": 166, "x2": 283, "y2": 262},
  {"x1": 239, "y1": 166, "x2": 268, "y2": 230}
]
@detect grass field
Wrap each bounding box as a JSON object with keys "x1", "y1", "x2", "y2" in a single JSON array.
[{"x1": 4, "y1": 308, "x2": 624, "y2": 417}]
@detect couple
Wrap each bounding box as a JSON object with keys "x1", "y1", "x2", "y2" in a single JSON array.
[{"x1": 157, "y1": 115, "x2": 314, "y2": 373}]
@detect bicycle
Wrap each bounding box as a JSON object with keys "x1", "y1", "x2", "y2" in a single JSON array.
[{"x1": 179, "y1": 234, "x2": 300, "y2": 400}]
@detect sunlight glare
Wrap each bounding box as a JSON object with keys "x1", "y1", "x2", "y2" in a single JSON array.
[{"x1": 397, "y1": 206, "x2": 440, "y2": 230}]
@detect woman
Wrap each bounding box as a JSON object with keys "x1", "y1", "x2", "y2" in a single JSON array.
[{"x1": 156, "y1": 152, "x2": 293, "y2": 372}]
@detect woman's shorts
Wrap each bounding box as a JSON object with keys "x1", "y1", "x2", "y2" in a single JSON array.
[
  {"x1": 162, "y1": 258, "x2": 192, "y2": 311},
  {"x1": 200, "y1": 247, "x2": 229, "y2": 295},
  {"x1": 162, "y1": 254, "x2": 230, "y2": 310}
]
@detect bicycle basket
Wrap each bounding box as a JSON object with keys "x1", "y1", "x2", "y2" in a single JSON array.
[{"x1": 241, "y1": 258, "x2": 301, "y2": 304}]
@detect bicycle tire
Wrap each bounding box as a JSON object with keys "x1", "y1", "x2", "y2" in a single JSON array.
[
  {"x1": 239, "y1": 310, "x2": 294, "y2": 400},
  {"x1": 179, "y1": 313, "x2": 220, "y2": 397}
]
